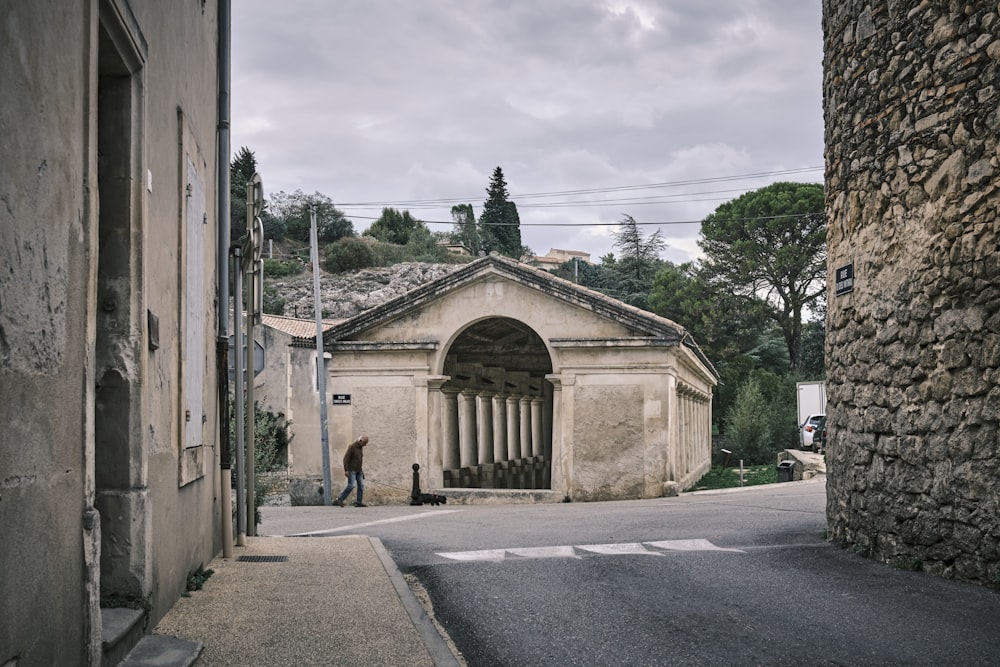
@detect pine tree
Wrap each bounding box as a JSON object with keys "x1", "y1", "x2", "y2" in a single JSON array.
[{"x1": 478, "y1": 167, "x2": 522, "y2": 258}]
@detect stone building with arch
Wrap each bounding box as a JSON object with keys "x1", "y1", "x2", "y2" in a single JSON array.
[{"x1": 281, "y1": 254, "x2": 717, "y2": 503}]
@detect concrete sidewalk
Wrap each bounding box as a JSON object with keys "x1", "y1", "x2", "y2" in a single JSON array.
[{"x1": 129, "y1": 535, "x2": 460, "y2": 666}]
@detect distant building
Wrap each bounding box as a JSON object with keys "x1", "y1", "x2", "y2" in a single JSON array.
[
  {"x1": 527, "y1": 248, "x2": 593, "y2": 272},
  {"x1": 436, "y1": 240, "x2": 472, "y2": 255},
  {"x1": 277, "y1": 255, "x2": 717, "y2": 504},
  {"x1": 1, "y1": 2, "x2": 226, "y2": 662}
]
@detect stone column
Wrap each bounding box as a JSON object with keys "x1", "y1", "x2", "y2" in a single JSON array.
[
  {"x1": 441, "y1": 387, "x2": 460, "y2": 472},
  {"x1": 458, "y1": 390, "x2": 478, "y2": 469},
  {"x1": 545, "y1": 374, "x2": 568, "y2": 498},
  {"x1": 492, "y1": 394, "x2": 508, "y2": 462},
  {"x1": 519, "y1": 397, "x2": 533, "y2": 459},
  {"x1": 519, "y1": 396, "x2": 533, "y2": 488},
  {"x1": 506, "y1": 396, "x2": 521, "y2": 461},
  {"x1": 476, "y1": 392, "x2": 495, "y2": 465},
  {"x1": 530, "y1": 397, "x2": 544, "y2": 457}
]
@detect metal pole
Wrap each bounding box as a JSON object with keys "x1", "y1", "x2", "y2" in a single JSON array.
[
  {"x1": 216, "y1": 0, "x2": 233, "y2": 560},
  {"x1": 311, "y1": 207, "x2": 333, "y2": 505},
  {"x1": 232, "y1": 245, "x2": 247, "y2": 545},
  {"x1": 245, "y1": 183, "x2": 257, "y2": 536}
]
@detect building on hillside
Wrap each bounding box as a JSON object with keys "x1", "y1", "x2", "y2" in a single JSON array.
[
  {"x1": 527, "y1": 248, "x2": 594, "y2": 273},
  {"x1": 0, "y1": 2, "x2": 226, "y2": 662},
  {"x1": 436, "y1": 240, "x2": 472, "y2": 256},
  {"x1": 278, "y1": 254, "x2": 717, "y2": 504}
]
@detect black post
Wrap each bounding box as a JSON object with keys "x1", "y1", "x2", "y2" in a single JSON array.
[{"x1": 410, "y1": 463, "x2": 422, "y2": 505}]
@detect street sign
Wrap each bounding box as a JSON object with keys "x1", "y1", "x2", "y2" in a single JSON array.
[
  {"x1": 228, "y1": 334, "x2": 265, "y2": 380},
  {"x1": 835, "y1": 263, "x2": 854, "y2": 296},
  {"x1": 332, "y1": 394, "x2": 351, "y2": 405}
]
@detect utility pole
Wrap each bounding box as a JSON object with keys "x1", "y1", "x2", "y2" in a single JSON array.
[
  {"x1": 310, "y1": 207, "x2": 333, "y2": 505},
  {"x1": 232, "y1": 244, "x2": 247, "y2": 546},
  {"x1": 243, "y1": 174, "x2": 263, "y2": 536}
]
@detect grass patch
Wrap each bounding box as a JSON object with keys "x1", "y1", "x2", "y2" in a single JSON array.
[
  {"x1": 182, "y1": 565, "x2": 215, "y2": 597},
  {"x1": 691, "y1": 464, "x2": 778, "y2": 491}
]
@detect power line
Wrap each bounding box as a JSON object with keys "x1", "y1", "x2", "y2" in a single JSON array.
[
  {"x1": 336, "y1": 166, "x2": 823, "y2": 208},
  {"x1": 345, "y1": 212, "x2": 825, "y2": 227}
]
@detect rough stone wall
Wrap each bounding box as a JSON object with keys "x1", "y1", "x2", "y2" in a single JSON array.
[{"x1": 823, "y1": 1, "x2": 1000, "y2": 583}]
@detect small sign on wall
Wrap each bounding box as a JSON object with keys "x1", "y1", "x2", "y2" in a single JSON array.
[
  {"x1": 835, "y1": 263, "x2": 854, "y2": 296},
  {"x1": 332, "y1": 394, "x2": 351, "y2": 405}
]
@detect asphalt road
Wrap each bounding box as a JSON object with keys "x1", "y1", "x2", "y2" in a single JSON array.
[{"x1": 261, "y1": 480, "x2": 1000, "y2": 666}]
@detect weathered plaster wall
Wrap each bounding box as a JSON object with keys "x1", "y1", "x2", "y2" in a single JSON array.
[
  {"x1": 129, "y1": 0, "x2": 222, "y2": 623},
  {"x1": 824, "y1": 0, "x2": 1000, "y2": 582},
  {"x1": 0, "y1": 1, "x2": 223, "y2": 661},
  {"x1": 0, "y1": 4, "x2": 95, "y2": 662}
]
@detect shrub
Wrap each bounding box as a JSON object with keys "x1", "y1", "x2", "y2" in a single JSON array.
[
  {"x1": 324, "y1": 237, "x2": 376, "y2": 273},
  {"x1": 263, "y1": 258, "x2": 302, "y2": 278}
]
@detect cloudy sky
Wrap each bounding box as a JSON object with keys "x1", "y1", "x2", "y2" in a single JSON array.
[{"x1": 231, "y1": 1, "x2": 824, "y2": 264}]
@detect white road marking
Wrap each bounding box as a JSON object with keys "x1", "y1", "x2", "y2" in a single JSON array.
[
  {"x1": 291, "y1": 509, "x2": 464, "y2": 536},
  {"x1": 507, "y1": 546, "x2": 580, "y2": 559},
  {"x1": 437, "y1": 538, "x2": 744, "y2": 562},
  {"x1": 577, "y1": 543, "x2": 659, "y2": 556},
  {"x1": 645, "y1": 539, "x2": 745, "y2": 553},
  {"x1": 438, "y1": 549, "x2": 509, "y2": 562}
]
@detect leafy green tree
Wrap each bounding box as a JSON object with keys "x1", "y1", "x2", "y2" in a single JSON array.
[
  {"x1": 450, "y1": 203, "x2": 480, "y2": 255},
  {"x1": 606, "y1": 214, "x2": 666, "y2": 310},
  {"x1": 478, "y1": 167, "x2": 522, "y2": 258},
  {"x1": 723, "y1": 376, "x2": 775, "y2": 465},
  {"x1": 269, "y1": 190, "x2": 354, "y2": 244},
  {"x1": 552, "y1": 258, "x2": 606, "y2": 289},
  {"x1": 699, "y1": 182, "x2": 826, "y2": 370},
  {"x1": 230, "y1": 146, "x2": 258, "y2": 246},
  {"x1": 799, "y1": 316, "x2": 826, "y2": 379},
  {"x1": 364, "y1": 207, "x2": 427, "y2": 245}
]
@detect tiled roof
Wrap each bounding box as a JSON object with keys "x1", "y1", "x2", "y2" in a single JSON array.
[{"x1": 261, "y1": 314, "x2": 341, "y2": 339}]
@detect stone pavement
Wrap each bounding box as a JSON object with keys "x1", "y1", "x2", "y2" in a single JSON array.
[{"x1": 127, "y1": 534, "x2": 460, "y2": 666}]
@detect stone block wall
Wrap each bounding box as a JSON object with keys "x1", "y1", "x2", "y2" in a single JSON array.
[{"x1": 823, "y1": 1, "x2": 1000, "y2": 583}]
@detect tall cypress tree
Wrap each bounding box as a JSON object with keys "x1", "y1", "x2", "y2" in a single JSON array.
[{"x1": 478, "y1": 167, "x2": 522, "y2": 258}]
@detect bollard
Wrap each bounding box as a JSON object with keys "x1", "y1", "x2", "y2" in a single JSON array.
[{"x1": 410, "y1": 463, "x2": 423, "y2": 505}]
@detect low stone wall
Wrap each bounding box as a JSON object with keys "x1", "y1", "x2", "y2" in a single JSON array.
[{"x1": 823, "y1": 1, "x2": 1000, "y2": 583}]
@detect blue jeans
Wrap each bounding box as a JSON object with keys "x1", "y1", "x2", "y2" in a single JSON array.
[{"x1": 337, "y1": 471, "x2": 364, "y2": 504}]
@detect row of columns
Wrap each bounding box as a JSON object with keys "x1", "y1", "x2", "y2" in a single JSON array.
[
  {"x1": 676, "y1": 384, "x2": 711, "y2": 479},
  {"x1": 440, "y1": 387, "x2": 550, "y2": 489}
]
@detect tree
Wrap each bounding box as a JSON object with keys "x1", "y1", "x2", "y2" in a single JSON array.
[
  {"x1": 364, "y1": 207, "x2": 427, "y2": 245},
  {"x1": 607, "y1": 214, "x2": 666, "y2": 310},
  {"x1": 450, "y1": 203, "x2": 480, "y2": 255},
  {"x1": 269, "y1": 190, "x2": 354, "y2": 244},
  {"x1": 478, "y1": 167, "x2": 522, "y2": 258},
  {"x1": 230, "y1": 146, "x2": 258, "y2": 245},
  {"x1": 698, "y1": 182, "x2": 826, "y2": 370}
]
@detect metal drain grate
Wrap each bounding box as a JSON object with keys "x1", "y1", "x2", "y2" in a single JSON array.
[{"x1": 237, "y1": 555, "x2": 288, "y2": 563}]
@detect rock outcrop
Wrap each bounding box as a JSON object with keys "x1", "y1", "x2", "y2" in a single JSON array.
[{"x1": 270, "y1": 262, "x2": 464, "y2": 320}]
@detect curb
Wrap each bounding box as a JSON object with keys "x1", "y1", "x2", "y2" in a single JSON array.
[{"x1": 369, "y1": 537, "x2": 462, "y2": 667}]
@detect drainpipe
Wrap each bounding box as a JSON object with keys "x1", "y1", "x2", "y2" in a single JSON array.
[{"x1": 217, "y1": 0, "x2": 233, "y2": 559}]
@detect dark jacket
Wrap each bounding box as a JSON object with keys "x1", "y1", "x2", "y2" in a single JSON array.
[{"x1": 343, "y1": 440, "x2": 364, "y2": 473}]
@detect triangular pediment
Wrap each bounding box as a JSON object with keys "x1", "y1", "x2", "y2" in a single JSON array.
[{"x1": 301, "y1": 254, "x2": 715, "y2": 378}]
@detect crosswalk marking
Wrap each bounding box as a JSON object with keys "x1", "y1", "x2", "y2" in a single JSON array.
[{"x1": 437, "y1": 539, "x2": 744, "y2": 562}]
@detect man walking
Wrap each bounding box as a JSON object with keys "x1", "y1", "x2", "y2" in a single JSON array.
[{"x1": 335, "y1": 435, "x2": 369, "y2": 507}]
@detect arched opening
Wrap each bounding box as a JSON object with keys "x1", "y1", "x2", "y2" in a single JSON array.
[{"x1": 439, "y1": 317, "x2": 553, "y2": 489}]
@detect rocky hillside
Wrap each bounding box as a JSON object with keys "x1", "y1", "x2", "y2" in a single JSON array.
[{"x1": 270, "y1": 262, "x2": 465, "y2": 320}]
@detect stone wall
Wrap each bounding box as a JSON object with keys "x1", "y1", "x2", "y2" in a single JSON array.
[{"x1": 823, "y1": 1, "x2": 1000, "y2": 583}]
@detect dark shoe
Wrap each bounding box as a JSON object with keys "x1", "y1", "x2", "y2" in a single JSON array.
[
  {"x1": 334, "y1": 499, "x2": 344, "y2": 507},
  {"x1": 354, "y1": 502, "x2": 367, "y2": 507}
]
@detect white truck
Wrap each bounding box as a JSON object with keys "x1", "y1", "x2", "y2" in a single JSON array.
[{"x1": 796, "y1": 381, "x2": 827, "y2": 449}]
